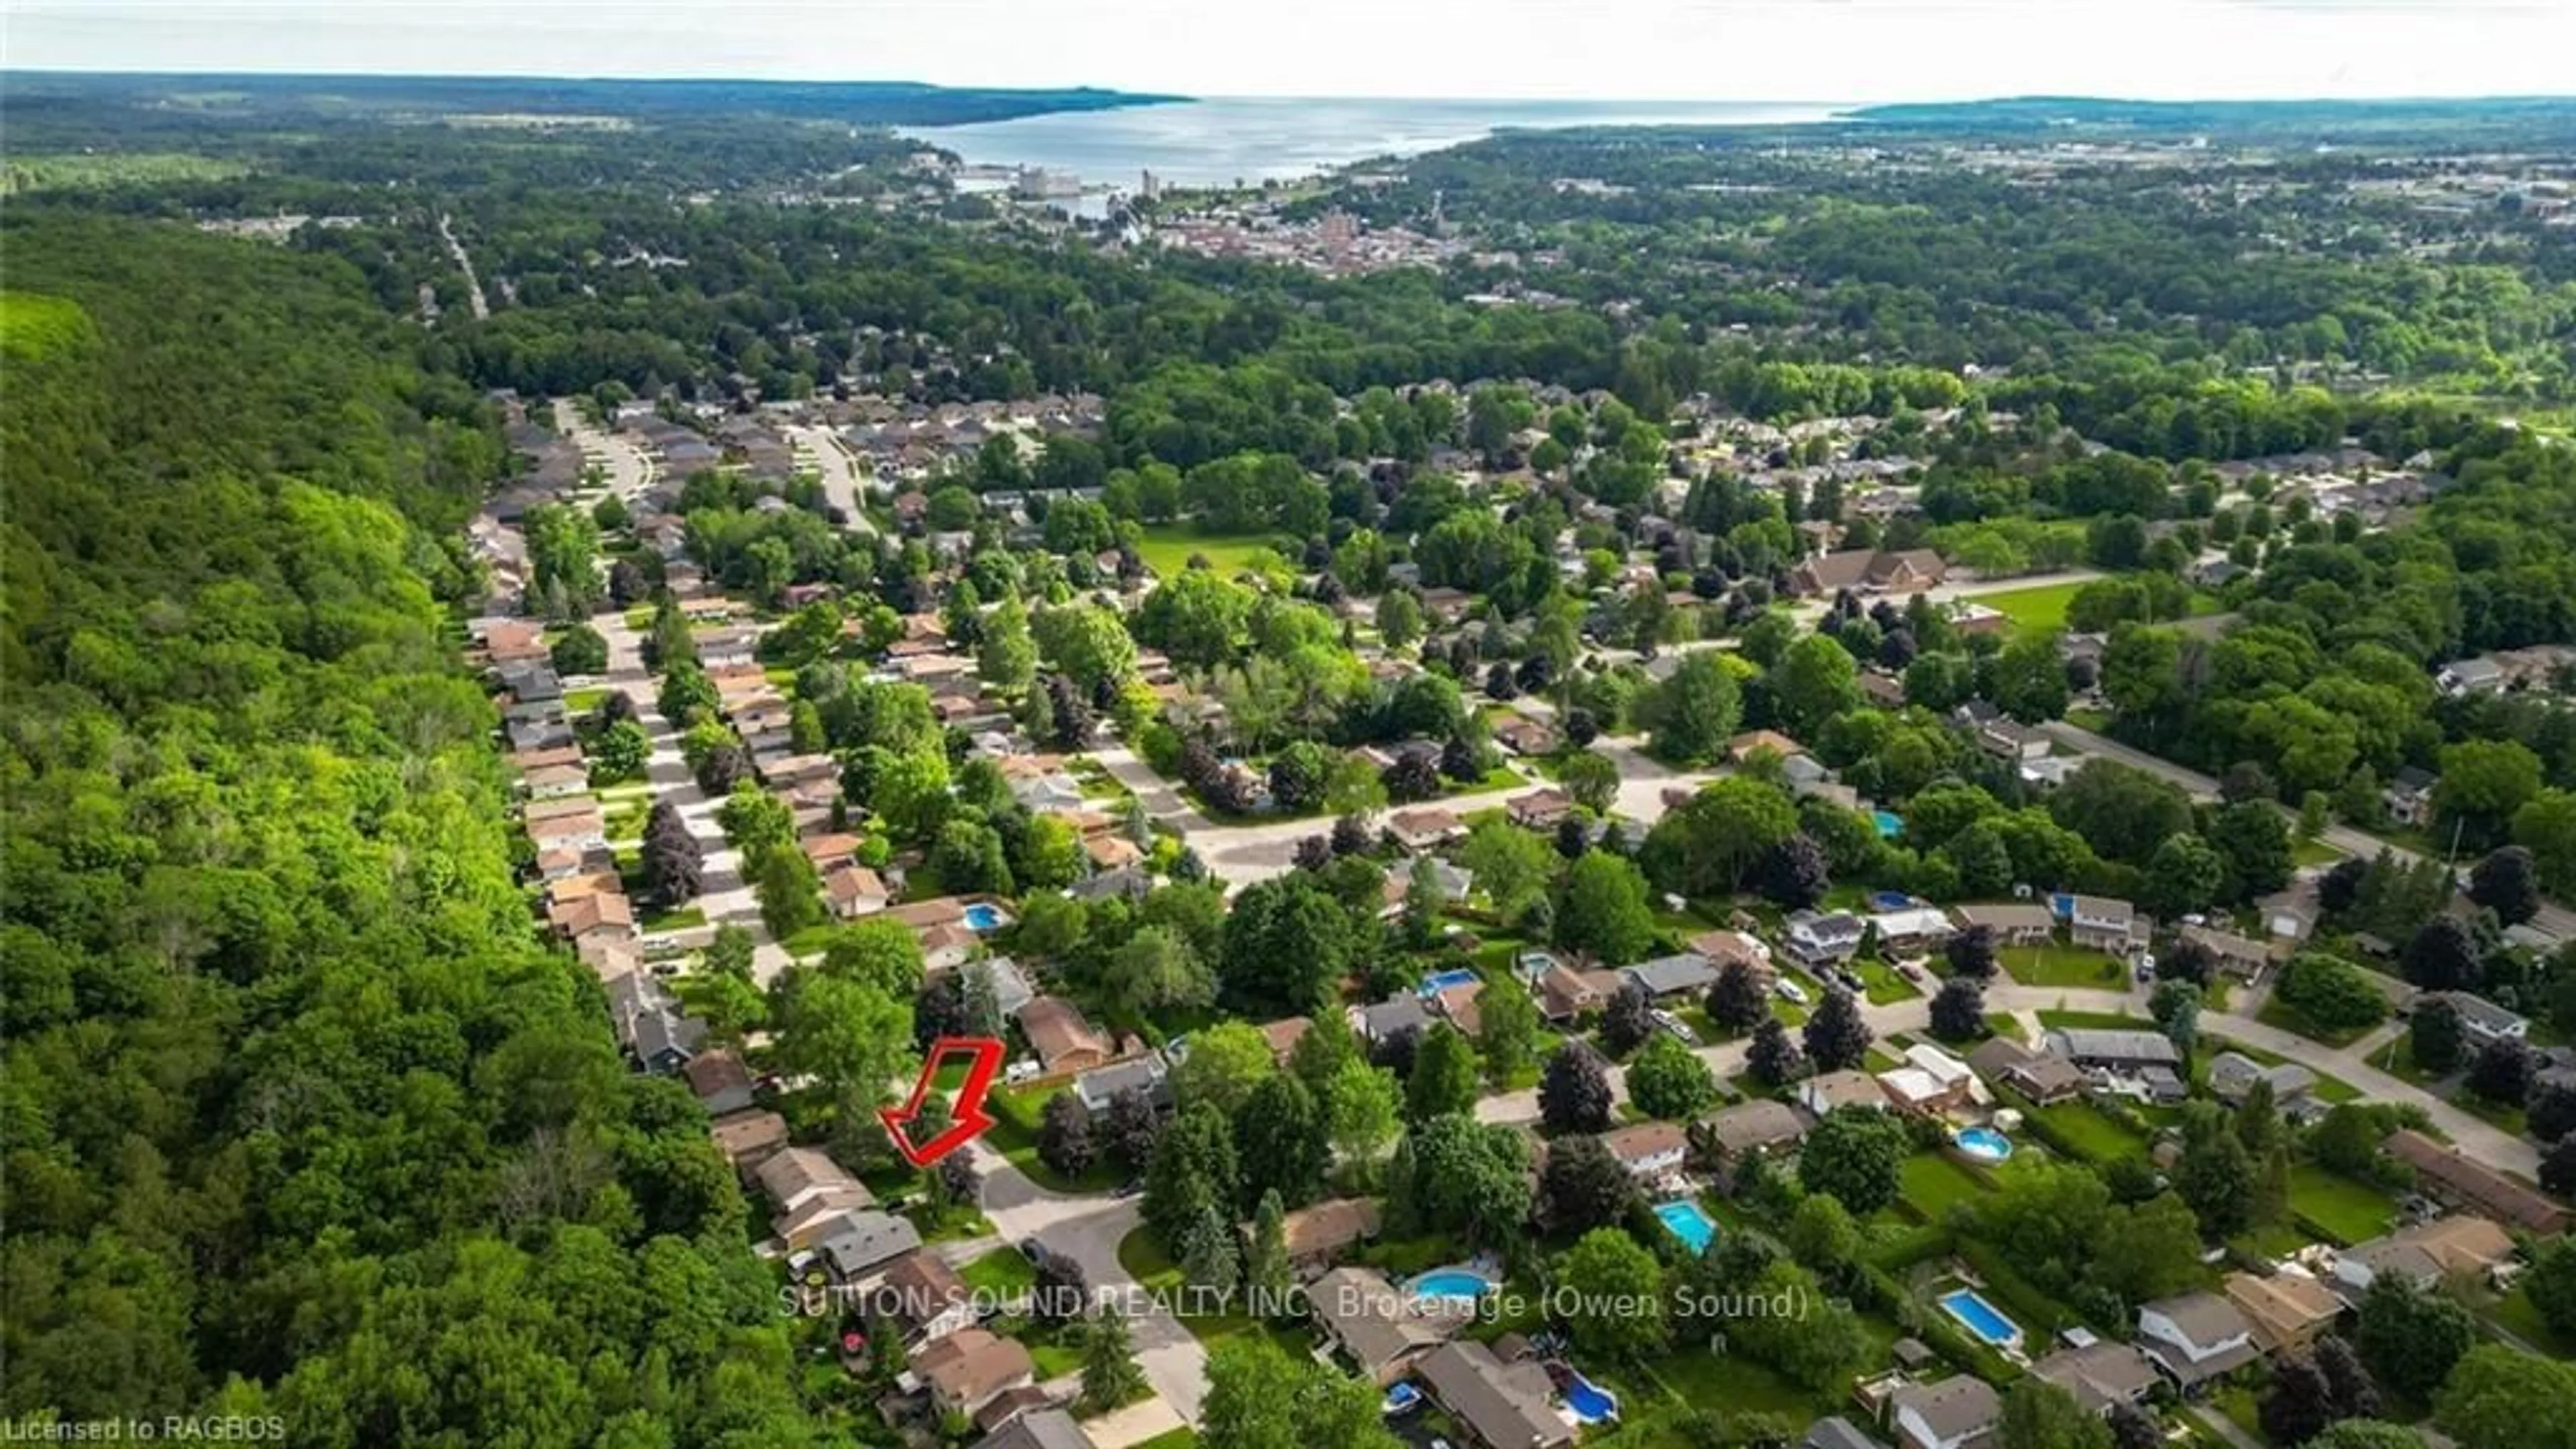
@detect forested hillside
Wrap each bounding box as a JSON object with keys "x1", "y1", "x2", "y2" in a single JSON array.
[{"x1": 0, "y1": 215, "x2": 824, "y2": 1444}]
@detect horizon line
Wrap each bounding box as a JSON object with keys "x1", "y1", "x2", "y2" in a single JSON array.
[{"x1": 9, "y1": 67, "x2": 2576, "y2": 111}]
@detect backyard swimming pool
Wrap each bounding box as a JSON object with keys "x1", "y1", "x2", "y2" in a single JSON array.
[
  {"x1": 1939, "y1": 1287, "x2": 2024, "y2": 1350},
  {"x1": 1952, "y1": 1126, "x2": 2015, "y2": 1165},
  {"x1": 1654, "y1": 1199, "x2": 1718, "y2": 1254},
  {"x1": 1419, "y1": 967, "x2": 1481, "y2": 996},
  {"x1": 1562, "y1": 1371, "x2": 1619, "y2": 1424},
  {"x1": 1407, "y1": 1267, "x2": 1497, "y2": 1303},
  {"x1": 1873, "y1": 810, "x2": 1904, "y2": 839},
  {"x1": 963, "y1": 902, "x2": 1013, "y2": 932}
]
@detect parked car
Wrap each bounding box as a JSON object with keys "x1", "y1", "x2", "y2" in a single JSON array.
[
  {"x1": 1774, "y1": 979, "x2": 1809, "y2": 1006},
  {"x1": 1650, "y1": 1008, "x2": 1699, "y2": 1045}
]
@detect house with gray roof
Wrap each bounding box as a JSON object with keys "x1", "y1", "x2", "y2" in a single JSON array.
[
  {"x1": 1352, "y1": 993, "x2": 1432, "y2": 1046},
  {"x1": 1621, "y1": 953, "x2": 1719, "y2": 1001},
  {"x1": 2030, "y1": 1339, "x2": 2159, "y2": 1415},
  {"x1": 973, "y1": 1409, "x2": 1094, "y2": 1449},
  {"x1": 2137, "y1": 1292, "x2": 2261, "y2": 1391},
  {"x1": 1415, "y1": 1340, "x2": 1574, "y2": 1449},
  {"x1": 816, "y1": 1210, "x2": 925, "y2": 1283},
  {"x1": 1887, "y1": 1375, "x2": 1998, "y2": 1449}
]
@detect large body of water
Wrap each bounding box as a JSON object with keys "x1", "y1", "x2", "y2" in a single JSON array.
[{"x1": 902, "y1": 96, "x2": 1842, "y2": 190}]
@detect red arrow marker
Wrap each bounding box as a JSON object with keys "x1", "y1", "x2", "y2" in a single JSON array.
[{"x1": 879, "y1": 1036, "x2": 1008, "y2": 1168}]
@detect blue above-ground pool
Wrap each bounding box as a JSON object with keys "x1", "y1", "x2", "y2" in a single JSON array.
[
  {"x1": 1939, "y1": 1287, "x2": 2024, "y2": 1349},
  {"x1": 1953, "y1": 1126, "x2": 2015, "y2": 1165},
  {"x1": 1873, "y1": 810, "x2": 1904, "y2": 839},
  {"x1": 1562, "y1": 1371, "x2": 1619, "y2": 1424},
  {"x1": 963, "y1": 901, "x2": 1013, "y2": 932},
  {"x1": 1419, "y1": 967, "x2": 1481, "y2": 996},
  {"x1": 1407, "y1": 1267, "x2": 1498, "y2": 1303},
  {"x1": 1654, "y1": 1199, "x2": 1718, "y2": 1255}
]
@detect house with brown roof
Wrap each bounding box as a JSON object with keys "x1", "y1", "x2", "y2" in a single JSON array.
[
  {"x1": 2029, "y1": 1340, "x2": 2159, "y2": 1416},
  {"x1": 1016, "y1": 996, "x2": 1116, "y2": 1075},
  {"x1": 1599, "y1": 1122, "x2": 1690, "y2": 1177},
  {"x1": 1309, "y1": 1266, "x2": 1456, "y2": 1384},
  {"x1": 1966, "y1": 1038, "x2": 2085, "y2": 1106},
  {"x1": 684, "y1": 1048, "x2": 757, "y2": 1116},
  {"x1": 914, "y1": 1328, "x2": 1036, "y2": 1416},
  {"x1": 1507, "y1": 789, "x2": 1575, "y2": 830},
  {"x1": 1727, "y1": 730, "x2": 1809, "y2": 763},
  {"x1": 1950, "y1": 903, "x2": 2055, "y2": 946},
  {"x1": 1799, "y1": 1069, "x2": 1891, "y2": 1116},
  {"x1": 1253, "y1": 1197, "x2": 1383, "y2": 1277},
  {"x1": 2385, "y1": 1129, "x2": 2569, "y2": 1234},
  {"x1": 710, "y1": 1110, "x2": 790, "y2": 1171},
  {"x1": 2330, "y1": 1214, "x2": 2516, "y2": 1299},
  {"x1": 823, "y1": 863, "x2": 890, "y2": 919},
  {"x1": 1416, "y1": 1340, "x2": 1574, "y2": 1449},
  {"x1": 1490, "y1": 716, "x2": 1560, "y2": 757},
  {"x1": 1787, "y1": 547, "x2": 1947, "y2": 599},
  {"x1": 1535, "y1": 963, "x2": 1621, "y2": 1022},
  {"x1": 2179, "y1": 924, "x2": 2274, "y2": 983},
  {"x1": 890, "y1": 897, "x2": 969, "y2": 930},
  {"x1": 1387, "y1": 806, "x2": 1467, "y2": 853},
  {"x1": 1260, "y1": 1016, "x2": 1313, "y2": 1064},
  {"x1": 758, "y1": 1147, "x2": 872, "y2": 1218},
  {"x1": 2225, "y1": 1271, "x2": 2343, "y2": 1354},
  {"x1": 1693, "y1": 1099, "x2": 1813, "y2": 1191},
  {"x1": 873, "y1": 1249, "x2": 977, "y2": 1344},
  {"x1": 547, "y1": 890, "x2": 635, "y2": 943}
]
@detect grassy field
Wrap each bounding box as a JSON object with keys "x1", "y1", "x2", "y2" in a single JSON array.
[
  {"x1": 2255, "y1": 997, "x2": 2379, "y2": 1050},
  {"x1": 1134, "y1": 525, "x2": 1283, "y2": 579},
  {"x1": 3, "y1": 152, "x2": 249, "y2": 195},
  {"x1": 1854, "y1": 958, "x2": 1925, "y2": 1005},
  {"x1": 2292, "y1": 838, "x2": 2346, "y2": 867},
  {"x1": 1118, "y1": 1229, "x2": 1310, "y2": 1356},
  {"x1": 0, "y1": 291, "x2": 95, "y2": 362},
  {"x1": 2000, "y1": 941, "x2": 2131, "y2": 989},
  {"x1": 1977, "y1": 580, "x2": 2090, "y2": 631},
  {"x1": 2289, "y1": 1164, "x2": 2399, "y2": 1245},
  {"x1": 959, "y1": 1246, "x2": 1037, "y2": 1298}
]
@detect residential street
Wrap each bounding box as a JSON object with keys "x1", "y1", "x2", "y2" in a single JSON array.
[
  {"x1": 964, "y1": 1140, "x2": 1204, "y2": 1442},
  {"x1": 784, "y1": 423, "x2": 878, "y2": 535}
]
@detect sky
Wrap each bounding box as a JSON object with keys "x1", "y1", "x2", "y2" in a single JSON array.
[{"x1": 5, "y1": 0, "x2": 2573, "y2": 105}]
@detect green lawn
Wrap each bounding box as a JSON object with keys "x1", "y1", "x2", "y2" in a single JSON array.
[
  {"x1": 2255, "y1": 996, "x2": 2378, "y2": 1050},
  {"x1": 1854, "y1": 958, "x2": 1924, "y2": 1005},
  {"x1": 1134, "y1": 525, "x2": 1283, "y2": 579},
  {"x1": 1649, "y1": 1348, "x2": 1824, "y2": 1420},
  {"x1": 989, "y1": 1085, "x2": 1125, "y2": 1194},
  {"x1": 639, "y1": 904, "x2": 706, "y2": 933},
  {"x1": 2488, "y1": 1285, "x2": 2576, "y2": 1356},
  {"x1": 2292, "y1": 838, "x2": 2346, "y2": 867},
  {"x1": 1976, "y1": 579, "x2": 2090, "y2": 631},
  {"x1": 2031, "y1": 1099, "x2": 2151, "y2": 1163},
  {"x1": 2000, "y1": 941, "x2": 2131, "y2": 989},
  {"x1": 1900, "y1": 1151, "x2": 1994, "y2": 1219},
  {"x1": 565, "y1": 687, "x2": 608, "y2": 713},
  {"x1": 959, "y1": 1247, "x2": 1037, "y2": 1298},
  {"x1": 2288, "y1": 1164, "x2": 2399, "y2": 1245},
  {"x1": 2037, "y1": 1009, "x2": 2156, "y2": 1032}
]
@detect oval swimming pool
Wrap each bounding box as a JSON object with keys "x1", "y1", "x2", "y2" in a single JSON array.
[
  {"x1": 1407, "y1": 1267, "x2": 1497, "y2": 1302},
  {"x1": 1952, "y1": 1125, "x2": 2015, "y2": 1164}
]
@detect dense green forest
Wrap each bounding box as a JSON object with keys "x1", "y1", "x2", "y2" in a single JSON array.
[{"x1": 1, "y1": 215, "x2": 826, "y2": 1444}]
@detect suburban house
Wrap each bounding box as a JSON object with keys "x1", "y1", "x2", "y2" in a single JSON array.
[
  {"x1": 2383, "y1": 1129, "x2": 2570, "y2": 1234},
  {"x1": 1415, "y1": 1340, "x2": 1576, "y2": 1449},
  {"x1": 2330, "y1": 1215, "x2": 2517, "y2": 1299},
  {"x1": 1309, "y1": 1266, "x2": 1456, "y2": 1383},
  {"x1": 1973, "y1": 718, "x2": 2051, "y2": 763},
  {"x1": 606, "y1": 972, "x2": 704, "y2": 1075},
  {"x1": 1729, "y1": 730, "x2": 1809, "y2": 764},
  {"x1": 1690, "y1": 928, "x2": 1776, "y2": 986},
  {"x1": 1885, "y1": 1374, "x2": 1999, "y2": 1449},
  {"x1": 2136, "y1": 1292, "x2": 2262, "y2": 1391},
  {"x1": 2435, "y1": 657, "x2": 2508, "y2": 697},
  {"x1": 2062, "y1": 896, "x2": 2147, "y2": 956},
  {"x1": 1387, "y1": 806, "x2": 1466, "y2": 852},
  {"x1": 758, "y1": 1148, "x2": 871, "y2": 1219},
  {"x1": 1966, "y1": 1038, "x2": 2086, "y2": 1106},
  {"x1": 1784, "y1": 910, "x2": 1868, "y2": 965},
  {"x1": 1950, "y1": 903, "x2": 2055, "y2": 947},
  {"x1": 1877, "y1": 1043, "x2": 1982, "y2": 1117},
  {"x1": 2046, "y1": 1027, "x2": 2184, "y2": 1099},
  {"x1": 912, "y1": 1328, "x2": 1037, "y2": 1417},
  {"x1": 1799, "y1": 1069, "x2": 1890, "y2": 1116},
  {"x1": 1490, "y1": 716, "x2": 1561, "y2": 758},
  {"x1": 2385, "y1": 767, "x2": 2439, "y2": 828},
  {"x1": 709, "y1": 1110, "x2": 790, "y2": 1172},
  {"x1": 1869, "y1": 906, "x2": 1956, "y2": 955},
  {"x1": 2178, "y1": 924, "x2": 2273, "y2": 983},
  {"x1": 2207, "y1": 1051, "x2": 2317, "y2": 1112},
  {"x1": 1787, "y1": 547, "x2": 1947, "y2": 598},
  {"x1": 1806, "y1": 1418, "x2": 1890, "y2": 1449},
  {"x1": 1073, "y1": 1055, "x2": 1171, "y2": 1115},
  {"x1": 1535, "y1": 963, "x2": 1621, "y2": 1022},
  {"x1": 1352, "y1": 993, "x2": 1434, "y2": 1046},
  {"x1": 973, "y1": 1409, "x2": 1095, "y2": 1449},
  {"x1": 1693, "y1": 1099, "x2": 1813, "y2": 1191},
  {"x1": 874, "y1": 1248, "x2": 979, "y2": 1344},
  {"x1": 1507, "y1": 789, "x2": 1576, "y2": 830},
  {"x1": 684, "y1": 1048, "x2": 757, "y2": 1116},
  {"x1": 2224, "y1": 1270, "x2": 2344, "y2": 1354},
  {"x1": 823, "y1": 863, "x2": 891, "y2": 919},
  {"x1": 2029, "y1": 1339, "x2": 2159, "y2": 1416},
  {"x1": 1256, "y1": 1197, "x2": 1383, "y2": 1278},
  {"x1": 1621, "y1": 953, "x2": 1719, "y2": 1002},
  {"x1": 1260, "y1": 1016, "x2": 1313, "y2": 1065},
  {"x1": 1598, "y1": 1122, "x2": 1690, "y2": 1179},
  {"x1": 2419, "y1": 991, "x2": 2531, "y2": 1050},
  {"x1": 1016, "y1": 997, "x2": 1117, "y2": 1076},
  {"x1": 816, "y1": 1209, "x2": 925, "y2": 1283}
]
